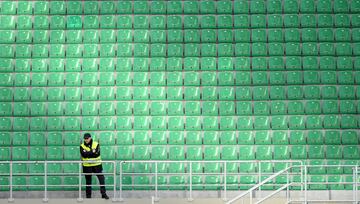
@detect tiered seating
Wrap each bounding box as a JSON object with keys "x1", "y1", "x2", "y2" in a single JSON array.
[{"x1": 0, "y1": 0, "x2": 360, "y2": 191}]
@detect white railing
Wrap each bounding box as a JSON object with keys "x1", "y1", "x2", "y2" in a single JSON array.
[
  {"x1": 0, "y1": 160, "x2": 117, "y2": 202},
  {"x1": 118, "y1": 160, "x2": 303, "y2": 201},
  {"x1": 226, "y1": 164, "x2": 360, "y2": 204},
  {"x1": 0, "y1": 160, "x2": 359, "y2": 203},
  {"x1": 226, "y1": 165, "x2": 304, "y2": 204}
]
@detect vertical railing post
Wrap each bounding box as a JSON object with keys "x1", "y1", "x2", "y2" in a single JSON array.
[
  {"x1": 188, "y1": 162, "x2": 193, "y2": 201},
  {"x1": 286, "y1": 169, "x2": 289, "y2": 203},
  {"x1": 43, "y1": 161, "x2": 48, "y2": 202},
  {"x1": 112, "y1": 161, "x2": 116, "y2": 201},
  {"x1": 119, "y1": 161, "x2": 123, "y2": 201},
  {"x1": 8, "y1": 162, "x2": 13, "y2": 202},
  {"x1": 258, "y1": 161, "x2": 262, "y2": 198},
  {"x1": 249, "y1": 189, "x2": 253, "y2": 204},
  {"x1": 355, "y1": 167, "x2": 358, "y2": 204},
  {"x1": 154, "y1": 162, "x2": 158, "y2": 201},
  {"x1": 300, "y1": 164, "x2": 303, "y2": 201},
  {"x1": 353, "y1": 166, "x2": 356, "y2": 204},
  {"x1": 304, "y1": 165, "x2": 307, "y2": 204},
  {"x1": 223, "y1": 161, "x2": 227, "y2": 201},
  {"x1": 77, "y1": 162, "x2": 83, "y2": 202}
]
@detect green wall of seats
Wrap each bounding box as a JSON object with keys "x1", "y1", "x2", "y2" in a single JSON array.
[{"x1": 0, "y1": 0, "x2": 360, "y2": 191}]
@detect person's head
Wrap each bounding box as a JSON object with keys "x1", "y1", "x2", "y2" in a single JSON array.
[{"x1": 83, "y1": 133, "x2": 92, "y2": 144}]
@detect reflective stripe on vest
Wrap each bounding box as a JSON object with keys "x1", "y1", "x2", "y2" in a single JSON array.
[{"x1": 81, "y1": 141, "x2": 101, "y2": 167}]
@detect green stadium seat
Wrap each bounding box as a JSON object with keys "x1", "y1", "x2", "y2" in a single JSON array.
[
  {"x1": 307, "y1": 131, "x2": 323, "y2": 145},
  {"x1": 204, "y1": 146, "x2": 220, "y2": 160},
  {"x1": 326, "y1": 145, "x2": 342, "y2": 159},
  {"x1": 271, "y1": 116, "x2": 288, "y2": 130},
  {"x1": 239, "y1": 176, "x2": 257, "y2": 190},
  {"x1": 343, "y1": 146, "x2": 360, "y2": 159},
  {"x1": 316, "y1": 0, "x2": 332, "y2": 13},
  {"x1": 253, "y1": 86, "x2": 269, "y2": 100},
  {"x1": 202, "y1": 101, "x2": 217, "y2": 116},
  {"x1": 221, "y1": 146, "x2": 238, "y2": 160},
  {"x1": 12, "y1": 147, "x2": 28, "y2": 161},
  {"x1": 326, "y1": 160, "x2": 343, "y2": 174},
  {"x1": 117, "y1": 146, "x2": 132, "y2": 160},
  {"x1": 29, "y1": 132, "x2": 45, "y2": 146},
  {"x1": 0, "y1": 176, "x2": 9, "y2": 191},
  {"x1": 63, "y1": 176, "x2": 78, "y2": 191},
  {"x1": 342, "y1": 131, "x2": 359, "y2": 145},
  {"x1": 169, "y1": 146, "x2": 185, "y2": 161},
  {"x1": 184, "y1": 132, "x2": 201, "y2": 145},
  {"x1": 328, "y1": 175, "x2": 344, "y2": 190},
  {"x1": 306, "y1": 115, "x2": 323, "y2": 129},
  {"x1": 47, "y1": 146, "x2": 63, "y2": 160},
  {"x1": 291, "y1": 145, "x2": 307, "y2": 159},
  {"x1": 134, "y1": 146, "x2": 150, "y2": 160},
  {"x1": 63, "y1": 146, "x2": 78, "y2": 160},
  {"x1": 351, "y1": 0, "x2": 360, "y2": 12},
  {"x1": 308, "y1": 146, "x2": 325, "y2": 159},
  {"x1": 116, "y1": 132, "x2": 132, "y2": 145},
  {"x1": 289, "y1": 131, "x2": 306, "y2": 145},
  {"x1": 309, "y1": 160, "x2": 326, "y2": 174},
  {"x1": 272, "y1": 131, "x2": 287, "y2": 145},
  {"x1": 134, "y1": 131, "x2": 150, "y2": 145},
  {"x1": 274, "y1": 146, "x2": 290, "y2": 160},
  {"x1": 309, "y1": 176, "x2": 327, "y2": 190},
  {"x1": 288, "y1": 101, "x2": 304, "y2": 115},
  {"x1": 187, "y1": 146, "x2": 202, "y2": 160},
  {"x1": 12, "y1": 176, "x2": 27, "y2": 191},
  {"x1": 29, "y1": 163, "x2": 44, "y2": 174},
  {"x1": 101, "y1": 146, "x2": 116, "y2": 160},
  {"x1": 0, "y1": 147, "x2": 10, "y2": 161},
  {"x1": 301, "y1": 14, "x2": 316, "y2": 27},
  {"x1": 256, "y1": 146, "x2": 272, "y2": 160},
  {"x1": 151, "y1": 146, "x2": 167, "y2": 160},
  {"x1": 335, "y1": 14, "x2": 350, "y2": 27},
  {"x1": 324, "y1": 131, "x2": 341, "y2": 145},
  {"x1": 203, "y1": 117, "x2": 218, "y2": 130}
]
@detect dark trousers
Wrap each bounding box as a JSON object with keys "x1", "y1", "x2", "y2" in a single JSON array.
[{"x1": 83, "y1": 165, "x2": 106, "y2": 197}]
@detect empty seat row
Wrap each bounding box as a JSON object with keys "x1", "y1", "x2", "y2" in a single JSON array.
[
  {"x1": 2, "y1": 43, "x2": 360, "y2": 58},
  {"x1": 1, "y1": 129, "x2": 358, "y2": 146},
  {"x1": 3, "y1": 99, "x2": 360, "y2": 116},
  {"x1": 1, "y1": 145, "x2": 359, "y2": 161},
  {"x1": 1, "y1": 175, "x2": 358, "y2": 191},
  {"x1": 1, "y1": 57, "x2": 359, "y2": 72},
  {"x1": 1, "y1": 85, "x2": 359, "y2": 102},
  {"x1": 2, "y1": 99, "x2": 360, "y2": 117},
  {"x1": 1, "y1": 130, "x2": 359, "y2": 146},
  {"x1": 1, "y1": 114, "x2": 360, "y2": 131},
  {"x1": 1, "y1": 0, "x2": 359, "y2": 15},
  {"x1": 4, "y1": 28, "x2": 360, "y2": 44},
  {"x1": 0, "y1": 160, "x2": 357, "y2": 175},
  {"x1": 2, "y1": 14, "x2": 360, "y2": 30},
  {"x1": 2, "y1": 71, "x2": 360, "y2": 87}
]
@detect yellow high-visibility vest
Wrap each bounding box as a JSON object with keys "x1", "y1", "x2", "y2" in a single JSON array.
[{"x1": 80, "y1": 141, "x2": 101, "y2": 167}]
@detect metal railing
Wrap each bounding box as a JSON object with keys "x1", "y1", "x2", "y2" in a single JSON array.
[
  {"x1": 226, "y1": 164, "x2": 360, "y2": 204},
  {"x1": 118, "y1": 160, "x2": 303, "y2": 201},
  {"x1": 0, "y1": 160, "x2": 359, "y2": 203},
  {"x1": 0, "y1": 160, "x2": 117, "y2": 202}
]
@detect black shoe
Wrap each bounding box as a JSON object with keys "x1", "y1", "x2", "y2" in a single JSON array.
[
  {"x1": 102, "y1": 194, "x2": 109, "y2": 200},
  {"x1": 86, "y1": 195, "x2": 91, "y2": 199}
]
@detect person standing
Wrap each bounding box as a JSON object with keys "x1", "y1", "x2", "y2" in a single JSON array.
[{"x1": 80, "y1": 133, "x2": 109, "y2": 199}]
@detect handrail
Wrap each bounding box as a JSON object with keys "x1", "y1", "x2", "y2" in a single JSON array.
[
  {"x1": 226, "y1": 165, "x2": 303, "y2": 204},
  {"x1": 256, "y1": 183, "x2": 292, "y2": 204},
  {"x1": 3, "y1": 160, "x2": 359, "y2": 203},
  {"x1": 1, "y1": 160, "x2": 117, "y2": 202}
]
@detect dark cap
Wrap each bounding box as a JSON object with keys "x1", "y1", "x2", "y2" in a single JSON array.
[{"x1": 84, "y1": 133, "x2": 91, "y2": 139}]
